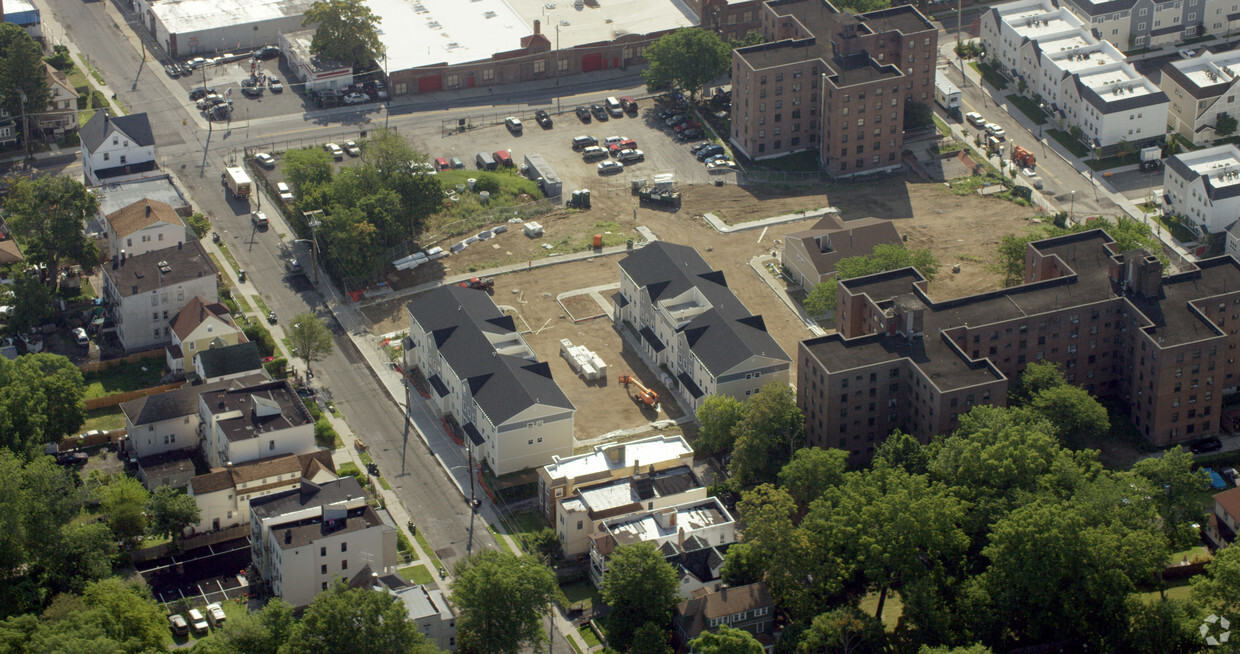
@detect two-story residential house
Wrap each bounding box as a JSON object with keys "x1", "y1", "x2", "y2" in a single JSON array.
[
  {"x1": 588, "y1": 497, "x2": 738, "y2": 588},
  {"x1": 188, "y1": 451, "x2": 335, "y2": 533},
  {"x1": 80, "y1": 109, "x2": 157, "y2": 186},
  {"x1": 101, "y1": 239, "x2": 218, "y2": 352},
  {"x1": 349, "y1": 568, "x2": 459, "y2": 652},
  {"x1": 674, "y1": 582, "x2": 776, "y2": 652},
  {"x1": 782, "y1": 214, "x2": 901, "y2": 290},
  {"x1": 101, "y1": 198, "x2": 190, "y2": 260},
  {"x1": 166, "y1": 296, "x2": 246, "y2": 374},
  {"x1": 615, "y1": 242, "x2": 791, "y2": 413},
  {"x1": 195, "y1": 341, "x2": 266, "y2": 383},
  {"x1": 557, "y1": 466, "x2": 707, "y2": 557},
  {"x1": 199, "y1": 379, "x2": 317, "y2": 468},
  {"x1": 38, "y1": 63, "x2": 78, "y2": 139},
  {"x1": 1160, "y1": 49, "x2": 1240, "y2": 146},
  {"x1": 405, "y1": 286, "x2": 575, "y2": 476},
  {"x1": 121, "y1": 374, "x2": 266, "y2": 460},
  {"x1": 250, "y1": 477, "x2": 396, "y2": 608},
  {"x1": 1163, "y1": 143, "x2": 1240, "y2": 238},
  {"x1": 1207, "y1": 485, "x2": 1240, "y2": 548}
]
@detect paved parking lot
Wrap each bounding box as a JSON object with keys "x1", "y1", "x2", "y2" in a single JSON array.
[
  {"x1": 409, "y1": 98, "x2": 718, "y2": 196},
  {"x1": 136, "y1": 538, "x2": 252, "y2": 606},
  {"x1": 170, "y1": 59, "x2": 384, "y2": 124}
]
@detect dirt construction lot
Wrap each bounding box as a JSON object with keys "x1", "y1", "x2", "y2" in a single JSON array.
[{"x1": 363, "y1": 175, "x2": 1043, "y2": 440}]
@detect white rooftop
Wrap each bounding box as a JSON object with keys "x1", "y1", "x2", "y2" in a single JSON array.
[
  {"x1": 372, "y1": 0, "x2": 530, "y2": 71},
  {"x1": 1174, "y1": 144, "x2": 1240, "y2": 187},
  {"x1": 1009, "y1": 11, "x2": 1084, "y2": 41},
  {"x1": 1078, "y1": 64, "x2": 1157, "y2": 98},
  {"x1": 1046, "y1": 42, "x2": 1123, "y2": 75},
  {"x1": 503, "y1": 0, "x2": 698, "y2": 50},
  {"x1": 1173, "y1": 49, "x2": 1240, "y2": 90},
  {"x1": 543, "y1": 434, "x2": 692, "y2": 483},
  {"x1": 601, "y1": 498, "x2": 732, "y2": 547},
  {"x1": 149, "y1": 0, "x2": 315, "y2": 35},
  {"x1": 577, "y1": 481, "x2": 636, "y2": 513}
]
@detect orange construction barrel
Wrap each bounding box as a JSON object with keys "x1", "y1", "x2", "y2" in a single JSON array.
[{"x1": 593, "y1": 234, "x2": 603, "y2": 248}]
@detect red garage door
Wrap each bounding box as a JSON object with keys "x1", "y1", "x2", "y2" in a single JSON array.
[
  {"x1": 418, "y1": 75, "x2": 442, "y2": 94},
  {"x1": 582, "y1": 53, "x2": 603, "y2": 72}
]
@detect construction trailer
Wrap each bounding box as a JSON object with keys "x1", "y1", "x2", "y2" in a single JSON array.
[{"x1": 523, "y1": 153, "x2": 563, "y2": 199}]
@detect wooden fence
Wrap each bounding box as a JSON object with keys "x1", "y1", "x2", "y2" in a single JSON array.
[
  {"x1": 77, "y1": 348, "x2": 164, "y2": 375},
  {"x1": 84, "y1": 381, "x2": 186, "y2": 411},
  {"x1": 131, "y1": 524, "x2": 250, "y2": 564},
  {"x1": 56, "y1": 428, "x2": 126, "y2": 452}
]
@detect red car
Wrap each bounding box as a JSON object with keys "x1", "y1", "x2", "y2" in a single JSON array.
[
  {"x1": 620, "y1": 96, "x2": 637, "y2": 114},
  {"x1": 608, "y1": 138, "x2": 637, "y2": 154},
  {"x1": 435, "y1": 157, "x2": 450, "y2": 170},
  {"x1": 493, "y1": 150, "x2": 513, "y2": 167},
  {"x1": 674, "y1": 121, "x2": 700, "y2": 132}
]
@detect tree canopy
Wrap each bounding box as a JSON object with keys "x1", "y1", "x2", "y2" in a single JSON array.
[
  {"x1": 729, "y1": 382, "x2": 805, "y2": 488},
  {"x1": 693, "y1": 394, "x2": 747, "y2": 456},
  {"x1": 641, "y1": 28, "x2": 731, "y2": 103},
  {"x1": 0, "y1": 354, "x2": 86, "y2": 455},
  {"x1": 287, "y1": 313, "x2": 334, "y2": 375},
  {"x1": 804, "y1": 244, "x2": 940, "y2": 315},
  {"x1": 3, "y1": 176, "x2": 100, "y2": 287},
  {"x1": 601, "y1": 543, "x2": 681, "y2": 650},
  {"x1": 146, "y1": 486, "x2": 200, "y2": 542},
  {"x1": 282, "y1": 582, "x2": 439, "y2": 654},
  {"x1": 688, "y1": 625, "x2": 764, "y2": 654},
  {"x1": 449, "y1": 550, "x2": 561, "y2": 654},
  {"x1": 303, "y1": 0, "x2": 383, "y2": 68},
  {"x1": 0, "y1": 24, "x2": 51, "y2": 128}
]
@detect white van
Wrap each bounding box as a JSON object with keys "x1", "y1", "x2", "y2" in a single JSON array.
[{"x1": 605, "y1": 97, "x2": 623, "y2": 118}]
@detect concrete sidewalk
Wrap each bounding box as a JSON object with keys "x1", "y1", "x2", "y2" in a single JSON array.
[{"x1": 701, "y1": 206, "x2": 838, "y2": 233}]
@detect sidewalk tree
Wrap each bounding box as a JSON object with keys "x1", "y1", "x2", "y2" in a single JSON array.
[
  {"x1": 450, "y1": 550, "x2": 562, "y2": 654},
  {"x1": 303, "y1": 0, "x2": 383, "y2": 69},
  {"x1": 601, "y1": 543, "x2": 680, "y2": 650},
  {"x1": 145, "y1": 486, "x2": 200, "y2": 542},
  {"x1": 642, "y1": 28, "x2": 731, "y2": 104},
  {"x1": 0, "y1": 24, "x2": 51, "y2": 126},
  {"x1": 283, "y1": 582, "x2": 438, "y2": 654},
  {"x1": 287, "y1": 312, "x2": 334, "y2": 376},
  {"x1": 3, "y1": 176, "x2": 100, "y2": 289}
]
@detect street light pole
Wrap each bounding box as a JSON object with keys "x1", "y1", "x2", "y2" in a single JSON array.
[{"x1": 1070, "y1": 189, "x2": 1076, "y2": 224}]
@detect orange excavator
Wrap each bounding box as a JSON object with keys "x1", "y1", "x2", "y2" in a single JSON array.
[{"x1": 618, "y1": 374, "x2": 659, "y2": 408}]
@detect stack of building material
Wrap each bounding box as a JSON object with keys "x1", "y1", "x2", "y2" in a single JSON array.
[{"x1": 559, "y1": 338, "x2": 606, "y2": 381}]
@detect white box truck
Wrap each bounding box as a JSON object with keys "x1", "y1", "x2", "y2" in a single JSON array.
[
  {"x1": 224, "y1": 167, "x2": 252, "y2": 200},
  {"x1": 935, "y1": 73, "x2": 961, "y2": 112}
]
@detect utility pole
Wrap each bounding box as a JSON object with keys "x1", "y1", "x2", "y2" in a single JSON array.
[
  {"x1": 303, "y1": 210, "x2": 323, "y2": 285},
  {"x1": 957, "y1": 0, "x2": 966, "y2": 88},
  {"x1": 383, "y1": 51, "x2": 390, "y2": 129},
  {"x1": 555, "y1": 23, "x2": 560, "y2": 88}
]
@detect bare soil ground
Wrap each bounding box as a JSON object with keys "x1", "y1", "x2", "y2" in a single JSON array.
[{"x1": 363, "y1": 175, "x2": 1045, "y2": 439}]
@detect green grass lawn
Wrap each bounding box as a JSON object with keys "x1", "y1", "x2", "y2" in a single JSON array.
[
  {"x1": 82, "y1": 407, "x2": 127, "y2": 432},
  {"x1": 397, "y1": 564, "x2": 434, "y2": 585},
  {"x1": 1138, "y1": 579, "x2": 1194, "y2": 604},
  {"x1": 1047, "y1": 129, "x2": 1091, "y2": 158},
  {"x1": 168, "y1": 598, "x2": 249, "y2": 648},
  {"x1": 251, "y1": 295, "x2": 270, "y2": 315},
  {"x1": 1152, "y1": 213, "x2": 1199, "y2": 243},
  {"x1": 567, "y1": 636, "x2": 585, "y2": 654},
  {"x1": 217, "y1": 244, "x2": 242, "y2": 275},
  {"x1": 858, "y1": 590, "x2": 904, "y2": 631},
  {"x1": 970, "y1": 61, "x2": 1009, "y2": 91},
  {"x1": 578, "y1": 625, "x2": 602, "y2": 648},
  {"x1": 560, "y1": 580, "x2": 602, "y2": 611},
  {"x1": 414, "y1": 529, "x2": 444, "y2": 571},
  {"x1": 932, "y1": 113, "x2": 951, "y2": 138},
  {"x1": 489, "y1": 526, "x2": 516, "y2": 555},
  {"x1": 82, "y1": 360, "x2": 166, "y2": 400},
  {"x1": 1085, "y1": 152, "x2": 1141, "y2": 171},
  {"x1": 1005, "y1": 94, "x2": 1047, "y2": 125}
]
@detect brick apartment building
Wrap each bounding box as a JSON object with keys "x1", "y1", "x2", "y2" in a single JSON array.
[
  {"x1": 798, "y1": 229, "x2": 1240, "y2": 460},
  {"x1": 730, "y1": 0, "x2": 937, "y2": 177}
]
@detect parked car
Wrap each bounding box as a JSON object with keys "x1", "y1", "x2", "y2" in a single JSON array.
[
  {"x1": 665, "y1": 114, "x2": 689, "y2": 127},
  {"x1": 620, "y1": 96, "x2": 638, "y2": 114},
  {"x1": 690, "y1": 141, "x2": 713, "y2": 154},
  {"x1": 534, "y1": 109, "x2": 552, "y2": 128},
  {"x1": 703, "y1": 153, "x2": 730, "y2": 165},
  {"x1": 205, "y1": 603, "x2": 226, "y2": 627},
  {"x1": 494, "y1": 150, "x2": 513, "y2": 167},
  {"x1": 255, "y1": 45, "x2": 280, "y2": 60},
  {"x1": 72, "y1": 327, "x2": 89, "y2": 347},
  {"x1": 505, "y1": 116, "x2": 523, "y2": 133},
  {"x1": 277, "y1": 182, "x2": 294, "y2": 202},
  {"x1": 591, "y1": 104, "x2": 609, "y2": 121},
  {"x1": 602, "y1": 136, "x2": 626, "y2": 148},
  {"x1": 696, "y1": 145, "x2": 725, "y2": 161},
  {"x1": 189, "y1": 87, "x2": 215, "y2": 101},
  {"x1": 254, "y1": 152, "x2": 275, "y2": 168},
  {"x1": 1179, "y1": 48, "x2": 1197, "y2": 58},
  {"x1": 240, "y1": 81, "x2": 263, "y2": 97},
  {"x1": 608, "y1": 139, "x2": 637, "y2": 154},
  {"x1": 54, "y1": 451, "x2": 88, "y2": 466},
  {"x1": 324, "y1": 143, "x2": 344, "y2": 160},
  {"x1": 965, "y1": 111, "x2": 986, "y2": 127},
  {"x1": 707, "y1": 160, "x2": 738, "y2": 173},
  {"x1": 168, "y1": 614, "x2": 189, "y2": 636},
  {"x1": 581, "y1": 146, "x2": 609, "y2": 162},
  {"x1": 572, "y1": 135, "x2": 598, "y2": 150},
  {"x1": 342, "y1": 92, "x2": 369, "y2": 105},
  {"x1": 188, "y1": 609, "x2": 208, "y2": 634},
  {"x1": 164, "y1": 64, "x2": 182, "y2": 78},
  {"x1": 576, "y1": 105, "x2": 591, "y2": 122},
  {"x1": 343, "y1": 140, "x2": 361, "y2": 156},
  {"x1": 677, "y1": 128, "x2": 704, "y2": 141},
  {"x1": 984, "y1": 123, "x2": 1006, "y2": 140},
  {"x1": 435, "y1": 157, "x2": 450, "y2": 170},
  {"x1": 1191, "y1": 437, "x2": 1224, "y2": 454},
  {"x1": 450, "y1": 157, "x2": 465, "y2": 169},
  {"x1": 251, "y1": 211, "x2": 269, "y2": 229},
  {"x1": 617, "y1": 149, "x2": 644, "y2": 162},
  {"x1": 187, "y1": 57, "x2": 207, "y2": 70},
  {"x1": 597, "y1": 160, "x2": 624, "y2": 175},
  {"x1": 268, "y1": 76, "x2": 283, "y2": 92}
]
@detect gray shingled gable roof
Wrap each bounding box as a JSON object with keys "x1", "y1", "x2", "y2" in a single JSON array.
[
  {"x1": 80, "y1": 109, "x2": 154, "y2": 153},
  {"x1": 620, "y1": 243, "x2": 790, "y2": 375},
  {"x1": 196, "y1": 342, "x2": 263, "y2": 379},
  {"x1": 120, "y1": 374, "x2": 266, "y2": 425},
  {"x1": 408, "y1": 286, "x2": 573, "y2": 425}
]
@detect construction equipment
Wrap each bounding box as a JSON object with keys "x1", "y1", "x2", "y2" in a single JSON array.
[
  {"x1": 618, "y1": 374, "x2": 659, "y2": 408},
  {"x1": 1011, "y1": 145, "x2": 1035, "y2": 169},
  {"x1": 459, "y1": 276, "x2": 494, "y2": 291}
]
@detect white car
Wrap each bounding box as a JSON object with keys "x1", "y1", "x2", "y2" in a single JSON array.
[
  {"x1": 505, "y1": 117, "x2": 523, "y2": 133},
  {"x1": 984, "y1": 123, "x2": 1006, "y2": 140},
  {"x1": 20, "y1": 332, "x2": 42, "y2": 353},
  {"x1": 597, "y1": 160, "x2": 624, "y2": 175},
  {"x1": 251, "y1": 211, "x2": 269, "y2": 228},
  {"x1": 342, "y1": 92, "x2": 369, "y2": 105},
  {"x1": 188, "y1": 609, "x2": 208, "y2": 634},
  {"x1": 277, "y1": 182, "x2": 294, "y2": 202},
  {"x1": 602, "y1": 136, "x2": 626, "y2": 148},
  {"x1": 966, "y1": 111, "x2": 986, "y2": 127},
  {"x1": 707, "y1": 160, "x2": 738, "y2": 173},
  {"x1": 1180, "y1": 49, "x2": 1197, "y2": 58},
  {"x1": 254, "y1": 152, "x2": 275, "y2": 168},
  {"x1": 343, "y1": 140, "x2": 361, "y2": 156},
  {"x1": 324, "y1": 143, "x2": 343, "y2": 160},
  {"x1": 617, "y1": 149, "x2": 644, "y2": 162},
  {"x1": 72, "y1": 327, "x2": 89, "y2": 347},
  {"x1": 205, "y1": 603, "x2": 226, "y2": 626}
]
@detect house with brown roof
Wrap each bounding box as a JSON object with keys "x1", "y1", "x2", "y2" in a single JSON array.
[
  {"x1": 102, "y1": 198, "x2": 189, "y2": 259},
  {"x1": 674, "y1": 582, "x2": 775, "y2": 652},
  {"x1": 37, "y1": 62, "x2": 78, "y2": 138},
  {"x1": 188, "y1": 451, "x2": 335, "y2": 534},
  {"x1": 166, "y1": 296, "x2": 245, "y2": 374},
  {"x1": 1206, "y1": 485, "x2": 1240, "y2": 549},
  {"x1": 781, "y1": 214, "x2": 902, "y2": 291}
]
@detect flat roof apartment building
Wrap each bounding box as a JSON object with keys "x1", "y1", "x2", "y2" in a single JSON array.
[
  {"x1": 1163, "y1": 143, "x2": 1240, "y2": 237},
  {"x1": 1161, "y1": 48, "x2": 1240, "y2": 146},
  {"x1": 730, "y1": 0, "x2": 936, "y2": 177},
  {"x1": 980, "y1": 0, "x2": 1168, "y2": 156},
  {"x1": 798, "y1": 229, "x2": 1240, "y2": 460},
  {"x1": 538, "y1": 434, "x2": 695, "y2": 524}
]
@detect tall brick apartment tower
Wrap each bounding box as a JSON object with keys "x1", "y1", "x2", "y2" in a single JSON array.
[{"x1": 729, "y1": 0, "x2": 936, "y2": 178}]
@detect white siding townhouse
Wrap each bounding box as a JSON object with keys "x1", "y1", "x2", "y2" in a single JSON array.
[
  {"x1": 250, "y1": 477, "x2": 396, "y2": 608},
  {"x1": 199, "y1": 379, "x2": 317, "y2": 468},
  {"x1": 981, "y1": 0, "x2": 1168, "y2": 156},
  {"x1": 614, "y1": 242, "x2": 791, "y2": 413},
  {"x1": 1059, "y1": 0, "x2": 1211, "y2": 51},
  {"x1": 188, "y1": 450, "x2": 335, "y2": 534},
  {"x1": 80, "y1": 110, "x2": 156, "y2": 186},
  {"x1": 1164, "y1": 143, "x2": 1240, "y2": 239},
  {"x1": 101, "y1": 239, "x2": 218, "y2": 352},
  {"x1": 405, "y1": 286, "x2": 576, "y2": 476},
  {"x1": 101, "y1": 198, "x2": 191, "y2": 260},
  {"x1": 1161, "y1": 48, "x2": 1240, "y2": 146}
]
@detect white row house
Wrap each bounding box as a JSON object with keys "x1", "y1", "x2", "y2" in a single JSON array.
[
  {"x1": 1162, "y1": 48, "x2": 1240, "y2": 146},
  {"x1": 1164, "y1": 143, "x2": 1240, "y2": 237}
]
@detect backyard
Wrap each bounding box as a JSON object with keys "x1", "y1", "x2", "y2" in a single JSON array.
[{"x1": 82, "y1": 359, "x2": 166, "y2": 400}]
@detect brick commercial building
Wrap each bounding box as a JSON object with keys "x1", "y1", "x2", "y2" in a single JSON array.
[
  {"x1": 730, "y1": 0, "x2": 937, "y2": 176},
  {"x1": 798, "y1": 229, "x2": 1240, "y2": 460}
]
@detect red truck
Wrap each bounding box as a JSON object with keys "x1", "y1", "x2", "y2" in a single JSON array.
[{"x1": 459, "y1": 277, "x2": 495, "y2": 291}]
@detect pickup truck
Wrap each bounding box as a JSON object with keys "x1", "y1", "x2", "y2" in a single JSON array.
[{"x1": 459, "y1": 277, "x2": 495, "y2": 291}]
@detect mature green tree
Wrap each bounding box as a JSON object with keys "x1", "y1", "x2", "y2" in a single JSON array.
[
  {"x1": 903, "y1": 100, "x2": 934, "y2": 131},
  {"x1": 303, "y1": 0, "x2": 383, "y2": 68},
  {"x1": 777, "y1": 447, "x2": 847, "y2": 507},
  {"x1": 44, "y1": 522, "x2": 115, "y2": 596},
  {"x1": 918, "y1": 646, "x2": 994, "y2": 654},
  {"x1": 796, "y1": 607, "x2": 886, "y2": 654},
  {"x1": 1132, "y1": 446, "x2": 1210, "y2": 549},
  {"x1": 1122, "y1": 597, "x2": 1202, "y2": 654},
  {"x1": 3, "y1": 176, "x2": 100, "y2": 286},
  {"x1": 1192, "y1": 543, "x2": 1240, "y2": 615},
  {"x1": 6, "y1": 273, "x2": 52, "y2": 337},
  {"x1": 693, "y1": 394, "x2": 747, "y2": 456},
  {"x1": 689, "y1": 625, "x2": 764, "y2": 654},
  {"x1": 97, "y1": 474, "x2": 150, "y2": 542},
  {"x1": 991, "y1": 232, "x2": 1040, "y2": 288},
  {"x1": 146, "y1": 486, "x2": 200, "y2": 541},
  {"x1": 319, "y1": 207, "x2": 384, "y2": 279},
  {"x1": 283, "y1": 147, "x2": 335, "y2": 195},
  {"x1": 196, "y1": 598, "x2": 295, "y2": 654},
  {"x1": 805, "y1": 466, "x2": 968, "y2": 618},
  {"x1": 287, "y1": 312, "x2": 334, "y2": 376},
  {"x1": 602, "y1": 543, "x2": 680, "y2": 650},
  {"x1": 729, "y1": 382, "x2": 805, "y2": 488},
  {"x1": 1217, "y1": 112, "x2": 1239, "y2": 137},
  {"x1": 30, "y1": 578, "x2": 171, "y2": 654},
  {"x1": 872, "y1": 430, "x2": 929, "y2": 475},
  {"x1": 282, "y1": 582, "x2": 438, "y2": 654},
  {"x1": 719, "y1": 541, "x2": 763, "y2": 587},
  {"x1": 450, "y1": 550, "x2": 562, "y2": 654},
  {"x1": 729, "y1": 31, "x2": 767, "y2": 48},
  {"x1": 836, "y1": 244, "x2": 940, "y2": 282},
  {"x1": 629, "y1": 622, "x2": 673, "y2": 654},
  {"x1": 0, "y1": 24, "x2": 51, "y2": 131},
  {"x1": 1027, "y1": 384, "x2": 1109, "y2": 448},
  {"x1": 735, "y1": 484, "x2": 826, "y2": 621},
  {"x1": 1009, "y1": 360, "x2": 1066, "y2": 405},
  {"x1": 642, "y1": 28, "x2": 731, "y2": 103},
  {"x1": 802, "y1": 279, "x2": 838, "y2": 316}
]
